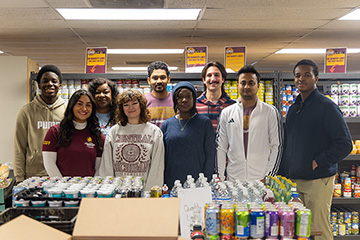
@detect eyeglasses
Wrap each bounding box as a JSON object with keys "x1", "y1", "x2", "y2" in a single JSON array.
[{"x1": 151, "y1": 75, "x2": 167, "y2": 80}]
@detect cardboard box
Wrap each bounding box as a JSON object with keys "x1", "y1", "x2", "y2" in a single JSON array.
[
  {"x1": 73, "y1": 198, "x2": 180, "y2": 240},
  {"x1": 0, "y1": 215, "x2": 71, "y2": 240}
]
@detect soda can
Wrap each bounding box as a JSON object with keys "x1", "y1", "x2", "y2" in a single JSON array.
[
  {"x1": 150, "y1": 186, "x2": 162, "y2": 197},
  {"x1": 279, "y1": 209, "x2": 295, "y2": 238},
  {"x1": 206, "y1": 203, "x2": 220, "y2": 237},
  {"x1": 296, "y1": 208, "x2": 312, "y2": 238},
  {"x1": 338, "y1": 224, "x2": 346, "y2": 236},
  {"x1": 235, "y1": 207, "x2": 250, "y2": 238},
  {"x1": 265, "y1": 208, "x2": 279, "y2": 238},
  {"x1": 250, "y1": 208, "x2": 265, "y2": 239},
  {"x1": 220, "y1": 202, "x2": 235, "y2": 236},
  {"x1": 338, "y1": 212, "x2": 344, "y2": 224}
]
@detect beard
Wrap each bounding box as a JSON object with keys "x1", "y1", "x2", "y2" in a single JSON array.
[{"x1": 153, "y1": 84, "x2": 166, "y2": 92}]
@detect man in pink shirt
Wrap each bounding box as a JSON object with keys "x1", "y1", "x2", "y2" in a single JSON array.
[{"x1": 145, "y1": 61, "x2": 175, "y2": 128}]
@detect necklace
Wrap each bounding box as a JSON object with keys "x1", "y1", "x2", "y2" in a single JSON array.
[{"x1": 177, "y1": 113, "x2": 197, "y2": 131}]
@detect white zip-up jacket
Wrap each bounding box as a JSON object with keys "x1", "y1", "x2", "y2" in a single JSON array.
[{"x1": 216, "y1": 97, "x2": 282, "y2": 181}]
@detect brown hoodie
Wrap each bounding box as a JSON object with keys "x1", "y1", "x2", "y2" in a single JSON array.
[{"x1": 14, "y1": 95, "x2": 66, "y2": 182}]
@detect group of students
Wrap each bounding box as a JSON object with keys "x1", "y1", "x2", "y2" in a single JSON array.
[{"x1": 14, "y1": 59, "x2": 352, "y2": 240}]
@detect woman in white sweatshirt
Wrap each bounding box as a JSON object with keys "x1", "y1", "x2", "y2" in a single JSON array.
[
  {"x1": 98, "y1": 89, "x2": 165, "y2": 191},
  {"x1": 42, "y1": 89, "x2": 105, "y2": 177}
]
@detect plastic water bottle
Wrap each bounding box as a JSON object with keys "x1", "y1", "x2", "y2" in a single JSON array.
[
  {"x1": 183, "y1": 175, "x2": 194, "y2": 189},
  {"x1": 170, "y1": 180, "x2": 181, "y2": 197},
  {"x1": 209, "y1": 174, "x2": 219, "y2": 191},
  {"x1": 252, "y1": 189, "x2": 262, "y2": 204},
  {"x1": 216, "y1": 182, "x2": 231, "y2": 203},
  {"x1": 230, "y1": 187, "x2": 238, "y2": 203},
  {"x1": 195, "y1": 173, "x2": 205, "y2": 187}
]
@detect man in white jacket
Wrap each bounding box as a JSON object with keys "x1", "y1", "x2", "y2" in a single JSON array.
[{"x1": 217, "y1": 65, "x2": 282, "y2": 182}]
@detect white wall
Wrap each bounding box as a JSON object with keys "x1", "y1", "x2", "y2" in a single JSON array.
[{"x1": 0, "y1": 56, "x2": 37, "y2": 165}]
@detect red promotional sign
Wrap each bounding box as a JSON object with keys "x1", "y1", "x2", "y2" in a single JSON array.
[
  {"x1": 325, "y1": 48, "x2": 347, "y2": 73},
  {"x1": 86, "y1": 47, "x2": 107, "y2": 73}
]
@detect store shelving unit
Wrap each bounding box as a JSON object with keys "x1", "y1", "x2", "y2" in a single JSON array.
[{"x1": 334, "y1": 236, "x2": 360, "y2": 239}]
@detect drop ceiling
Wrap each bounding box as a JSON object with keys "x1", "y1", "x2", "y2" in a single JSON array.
[{"x1": 1, "y1": 0, "x2": 360, "y2": 73}]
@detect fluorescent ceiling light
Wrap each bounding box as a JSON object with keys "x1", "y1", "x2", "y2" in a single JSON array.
[
  {"x1": 339, "y1": 9, "x2": 360, "y2": 20},
  {"x1": 112, "y1": 67, "x2": 178, "y2": 71},
  {"x1": 276, "y1": 48, "x2": 360, "y2": 54},
  {"x1": 108, "y1": 49, "x2": 184, "y2": 54},
  {"x1": 56, "y1": 8, "x2": 201, "y2": 20}
]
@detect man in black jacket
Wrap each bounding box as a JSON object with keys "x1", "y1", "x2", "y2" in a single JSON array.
[{"x1": 278, "y1": 59, "x2": 352, "y2": 240}]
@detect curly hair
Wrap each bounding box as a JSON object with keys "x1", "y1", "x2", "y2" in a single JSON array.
[
  {"x1": 115, "y1": 89, "x2": 150, "y2": 126},
  {"x1": 56, "y1": 89, "x2": 103, "y2": 154},
  {"x1": 88, "y1": 78, "x2": 118, "y2": 127}
]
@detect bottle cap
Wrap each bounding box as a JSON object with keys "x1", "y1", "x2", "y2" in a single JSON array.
[{"x1": 193, "y1": 224, "x2": 202, "y2": 230}]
